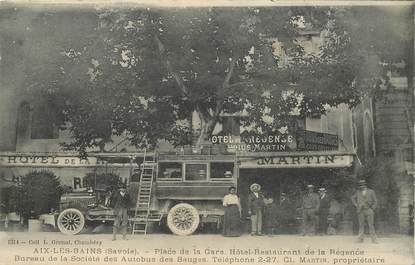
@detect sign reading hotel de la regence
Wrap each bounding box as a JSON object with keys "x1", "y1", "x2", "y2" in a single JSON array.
[
  {"x1": 209, "y1": 133, "x2": 296, "y2": 152},
  {"x1": 208, "y1": 130, "x2": 339, "y2": 153}
]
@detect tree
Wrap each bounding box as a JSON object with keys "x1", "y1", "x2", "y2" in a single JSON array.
[
  {"x1": 326, "y1": 6, "x2": 413, "y2": 94},
  {"x1": 37, "y1": 6, "x2": 411, "y2": 155},
  {"x1": 17, "y1": 171, "x2": 63, "y2": 220}
]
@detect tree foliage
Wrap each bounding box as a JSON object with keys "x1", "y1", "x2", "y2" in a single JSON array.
[
  {"x1": 36, "y1": 6, "x2": 412, "y2": 155},
  {"x1": 17, "y1": 170, "x2": 63, "y2": 220},
  {"x1": 326, "y1": 6, "x2": 413, "y2": 95}
]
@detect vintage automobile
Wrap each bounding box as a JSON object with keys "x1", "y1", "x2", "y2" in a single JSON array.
[{"x1": 56, "y1": 191, "x2": 116, "y2": 235}]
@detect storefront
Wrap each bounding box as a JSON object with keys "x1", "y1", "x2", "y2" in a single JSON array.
[
  {"x1": 235, "y1": 152, "x2": 355, "y2": 232},
  {"x1": 0, "y1": 147, "x2": 356, "y2": 235}
]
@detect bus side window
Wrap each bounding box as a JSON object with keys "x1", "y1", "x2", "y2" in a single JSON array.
[
  {"x1": 210, "y1": 162, "x2": 234, "y2": 180},
  {"x1": 185, "y1": 163, "x2": 208, "y2": 181},
  {"x1": 158, "y1": 162, "x2": 183, "y2": 180}
]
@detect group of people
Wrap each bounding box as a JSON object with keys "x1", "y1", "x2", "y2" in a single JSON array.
[
  {"x1": 222, "y1": 179, "x2": 379, "y2": 243},
  {"x1": 110, "y1": 178, "x2": 378, "y2": 243}
]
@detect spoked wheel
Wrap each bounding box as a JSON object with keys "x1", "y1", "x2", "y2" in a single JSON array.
[
  {"x1": 167, "y1": 203, "x2": 200, "y2": 236},
  {"x1": 57, "y1": 208, "x2": 85, "y2": 235}
]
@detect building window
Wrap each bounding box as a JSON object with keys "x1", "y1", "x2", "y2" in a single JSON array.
[
  {"x1": 185, "y1": 163, "x2": 208, "y2": 181},
  {"x1": 363, "y1": 112, "x2": 375, "y2": 158},
  {"x1": 31, "y1": 105, "x2": 58, "y2": 139},
  {"x1": 16, "y1": 102, "x2": 31, "y2": 140}
]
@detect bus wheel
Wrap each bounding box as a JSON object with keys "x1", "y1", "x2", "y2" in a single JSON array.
[
  {"x1": 167, "y1": 203, "x2": 200, "y2": 236},
  {"x1": 57, "y1": 208, "x2": 85, "y2": 235}
]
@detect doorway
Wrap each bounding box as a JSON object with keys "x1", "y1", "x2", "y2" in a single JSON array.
[{"x1": 237, "y1": 168, "x2": 336, "y2": 227}]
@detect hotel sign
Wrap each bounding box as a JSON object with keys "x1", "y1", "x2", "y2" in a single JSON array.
[
  {"x1": 210, "y1": 134, "x2": 296, "y2": 152},
  {"x1": 0, "y1": 154, "x2": 99, "y2": 167},
  {"x1": 239, "y1": 154, "x2": 353, "y2": 168}
]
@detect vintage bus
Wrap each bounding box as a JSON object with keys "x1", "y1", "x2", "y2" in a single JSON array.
[{"x1": 56, "y1": 150, "x2": 239, "y2": 236}]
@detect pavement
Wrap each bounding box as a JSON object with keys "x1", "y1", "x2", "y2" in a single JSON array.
[{"x1": 0, "y1": 232, "x2": 413, "y2": 265}]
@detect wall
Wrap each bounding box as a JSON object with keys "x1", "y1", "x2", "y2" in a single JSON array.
[
  {"x1": 374, "y1": 90, "x2": 413, "y2": 233},
  {"x1": 0, "y1": 6, "x2": 98, "y2": 152},
  {"x1": 306, "y1": 104, "x2": 355, "y2": 152},
  {"x1": 353, "y1": 88, "x2": 413, "y2": 233}
]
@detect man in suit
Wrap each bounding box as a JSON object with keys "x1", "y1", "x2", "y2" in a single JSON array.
[
  {"x1": 318, "y1": 187, "x2": 331, "y2": 235},
  {"x1": 351, "y1": 180, "x2": 378, "y2": 243},
  {"x1": 278, "y1": 192, "x2": 294, "y2": 234},
  {"x1": 112, "y1": 186, "x2": 132, "y2": 241},
  {"x1": 302, "y1": 184, "x2": 320, "y2": 236},
  {"x1": 248, "y1": 183, "x2": 265, "y2": 236}
]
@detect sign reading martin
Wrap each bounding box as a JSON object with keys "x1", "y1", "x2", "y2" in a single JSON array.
[{"x1": 239, "y1": 154, "x2": 353, "y2": 168}]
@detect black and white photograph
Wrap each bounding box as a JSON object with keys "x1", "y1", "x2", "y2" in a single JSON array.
[{"x1": 0, "y1": 1, "x2": 413, "y2": 264}]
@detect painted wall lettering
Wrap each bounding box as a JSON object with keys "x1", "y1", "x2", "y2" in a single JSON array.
[
  {"x1": 242, "y1": 154, "x2": 353, "y2": 168},
  {"x1": 1, "y1": 155, "x2": 96, "y2": 167}
]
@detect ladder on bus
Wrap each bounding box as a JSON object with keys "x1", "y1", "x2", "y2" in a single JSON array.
[{"x1": 131, "y1": 150, "x2": 159, "y2": 235}]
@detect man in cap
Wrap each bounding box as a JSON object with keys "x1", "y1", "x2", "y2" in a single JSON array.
[
  {"x1": 318, "y1": 187, "x2": 331, "y2": 235},
  {"x1": 112, "y1": 185, "x2": 132, "y2": 241},
  {"x1": 351, "y1": 180, "x2": 378, "y2": 243},
  {"x1": 302, "y1": 184, "x2": 320, "y2": 236},
  {"x1": 247, "y1": 183, "x2": 265, "y2": 236}
]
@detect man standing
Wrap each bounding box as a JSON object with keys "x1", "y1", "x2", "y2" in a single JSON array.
[
  {"x1": 302, "y1": 185, "x2": 320, "y2": 236},
  {"x1": 112, "y1": 186, "x2": 131, "y2": 241},
  {"x1": 351, "y1": 180, "x2": 378, "y2": 243},
  {"x1": 263, "y1": 193, "x2": 278, "y2": 236},
  {"x1": 318, "y1": 188, "x2": 331, "y2": 235},
  {"x1": 278, "y1": 192, "x2": 294, "y2": 234},
  {"x1": 247, "y1": 183, "x2": 265, "y2": 236}
]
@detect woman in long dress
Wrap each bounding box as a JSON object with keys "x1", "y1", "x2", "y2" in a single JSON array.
[{"x1": 222, "y1": 186, "x2": 241, "y2": 237}]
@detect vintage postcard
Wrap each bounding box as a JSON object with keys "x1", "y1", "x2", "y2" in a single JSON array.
[{"x1": 0, "y1": 0, "x2": 413, "y2": 264}]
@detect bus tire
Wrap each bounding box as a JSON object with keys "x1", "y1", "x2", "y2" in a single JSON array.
[
  {"x1": 57, "y1": 208, "x2": 85, "y2": 235},
  {"x1": 167, "y1": 203, "x2": 199, "y2": 236}
]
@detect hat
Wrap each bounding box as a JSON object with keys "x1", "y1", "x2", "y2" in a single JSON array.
[
  {"x1": 250, "y1": 183, "x2": 261, "y2": 192},
  {"x1": 224, "y1": 171, "x2": 233, "y2": 177},
  {"x1": 319, "y1": 187, "x2": 326, "y2": 192},
  {"x1": 358, "y1": 180, "x2": 366, "y2": 186},
  {"x1": 307, "y1": 184, "x2": 314, "y2": 189}
]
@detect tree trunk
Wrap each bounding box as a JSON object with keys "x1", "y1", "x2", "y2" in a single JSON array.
[{"x1": 195, "y1": 110, "x2": 217, "y2": 148}]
